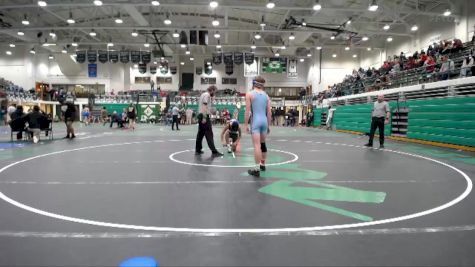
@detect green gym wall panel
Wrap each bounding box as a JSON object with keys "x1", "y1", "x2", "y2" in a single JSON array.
[{"x1": 407, "y1": 132, "x2": 475, "y2": 147}]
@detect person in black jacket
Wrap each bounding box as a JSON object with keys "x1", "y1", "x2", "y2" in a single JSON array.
[
  {"x1": 23, "y1": 105, "x2": 46, "y2": 144},
  {"x1": 10, "y1": 105, "x2": 25, "y2": 140},
  {"x1": 63, "y1": 102, "x2": 76, "y2": 139}
]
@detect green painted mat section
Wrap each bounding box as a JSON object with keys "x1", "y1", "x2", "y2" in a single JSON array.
[
  {"x1": 324, "y1": 96, "x2": 475, "y2": 147},
  {"x1": 406, "y1": 96, "x2": 475, "y2": 147}
]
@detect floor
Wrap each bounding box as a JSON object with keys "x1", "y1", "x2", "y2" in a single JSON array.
[{"x1": 0, "y1": 123, "x2": 474, "y2": 266}]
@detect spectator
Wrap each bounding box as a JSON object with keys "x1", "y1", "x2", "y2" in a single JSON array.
[
  {"x1": 439, "y1": 56, "x2": 455, "y2": 80},
  {"x1": 6, "y1": 103, "x2": 16, "y2": 123},
  {"x1": 63, "y1": 102, "x2": 76, "y2": 139},
  {"x1": 23, "y1": 105, "x2": 46, "y2": 144},
  {"x1": 81, "y1": 107, "x2": 90, "y2": 126},
  {"x1": 101, "y1": 107, "x2": 108, "y2": 126},
  {"x1": 452, "y1": 39, "x2": 464, "y2": 53},
  {"x1": 10, "y1": 105, "x2": 25, "y2": 140},
  {"x1": 110, "y1": 111, "x2": 124, "y2": 128},
  {"x1": 441, "y1": 41, "x2": 453, "y2": 55},
  {"x1": 424, "y1": 56, "x2": 437, "y2": 73},
  {"x1": 460, "y1": 56, "x2": 474, "y2": 77}
]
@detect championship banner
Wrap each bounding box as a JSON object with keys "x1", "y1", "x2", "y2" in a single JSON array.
[
  {"x1": 225, "y1": 63, "x2": 234, "y2": 75},
  {"x1": 138, "y1": 63, "x2": 147, "y2": 74},
  {"x1": 98, "y1": 50, "x2": 108, "y2": 63},
  {"x1": 262, "y1": 57, "x2": 287, "y2": 73},
  {"x1": 141, "y1": 51, "x2": 151, "y2": 64},
  {"x1": 160, "y1": 61, "x2": 169, "y2": 74},
  {"x1": 212, "y1": 53, "x2": 222, "y2": 65},
  {"x1": 244, "y1": 57, "x2": 259, "y2": 77},
  {"x1": 120, "y1": 51, "x2": 130, "y2": 63},
  {"x1": 223, "y1": 52, "x2": 233, "y2": 64},
  {"x1": 88, "y1": 64, "x2": 97, "y2": 78},
  {"x1": 244, "y1": 52, "x2": 254, "y2": 65},
  {"x1": 87, "y1": 50, "x2": 97, "y2": 63},
  {"x1": 196, "y1": 67, "x2": 203, "y2": 75},
  {"x1": 131, "y1": 51, "x2": 141, "y2": 63},
  {"x1": 170, "y1": 66, "x2": 177, "y2": 75},
  {"x1": 150, "y1": 66, "x2": 157, "y2": 74},
  {"x1": 234, "y1": 52, "x2": 243, "y2": 65},
  {"x1": 76, "y1": 51, "x2": 86, "y2": 63},
  {"x1": 109, "y1": 51, "x2": 119, "y2": 63},
  {"x1": 287, "y1": 59, "x2": 298, "y2": 78}
]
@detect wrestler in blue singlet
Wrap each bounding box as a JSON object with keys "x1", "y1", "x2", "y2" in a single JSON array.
[{"x1": 250, "y1": 90, "x2": 269, "y2": 134}]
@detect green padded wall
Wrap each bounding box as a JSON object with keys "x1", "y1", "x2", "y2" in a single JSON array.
[
  {"x1": 313, "y1": 108, "x2": 323, "y2": 126},
  {"x1": 332, "y1": 103, "x2": 394, "y2": 135},
  {"x1": 406, "y1": 96, "x2": 475, "y2": 147}
]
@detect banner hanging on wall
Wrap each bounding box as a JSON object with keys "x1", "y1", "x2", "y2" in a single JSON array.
[
  {"x1": 138, "y1": 63, "x2": 147, "y2": 74},
  {"x1": 244, "y1": 57, "x2": 259, "y2": 77},
  {"x1": 170, "y1": 66, "x2": 177, "y2": 75},
  {"x1": 244, "y1": 52, "x2": 254, "y2": 65},
  {"x1": 98, "y1": 50, "x2": 108, "y2": 63},
  {"x1": 120, "y1": 51, "x2": 130, "y2": 63},
  {"x1": 87, "y1": 50, "x2": 97, "y2": 63},
  {"x1": 262, "y1": 57, "x2": 287, "y2": 73},
  {"x1": 212, "y1": 53, "x2": 222, "y2": 65},
  {"x1": 88, "y1": 64, "x2": 97, "y2": 78},
  {"x1": 223, "y1": 52, "x2": 233, "y2": 64},
  {"x1": 234, "y1": 52, "x2": 243, "y2": 65},
  {"x1": 150, "y1": 66, "x2": 157, "y2": 74},
  {"x1": 225, "y1": 63, "x2": 234, "y2": 75},
  {"x1": 287, "y1": 59, "x2": 298, "y2": 78},
  {"x1": 141, "y1": 51, "x2": 151, "y2": 64},
  {"x1": 131, "y1": 51, "x2": 141, "y2": 63},
  {"x1": 196, "y1": 67, "x2": 203, "y2": 75},
  {"x1": 109, "y1": 51, "x2": 119, "y2": 63},
  {"x1": 76, "y1": 51, "x2": 86, "y2": 63}
]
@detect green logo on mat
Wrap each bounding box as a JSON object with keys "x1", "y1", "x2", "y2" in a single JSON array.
[{"x1": 235, "y1": 153, "x2": 387, "y2": 222}]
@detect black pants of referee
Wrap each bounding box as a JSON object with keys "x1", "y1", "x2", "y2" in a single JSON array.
[
  {"x1": 195, "y1": 117, "x2": 218, "y2": 154},
  {"x1": 172, "y1": 115, "x2": 180, "y2": 130},
  {"x1": 368, "y1": 117, "x2": 385, "y2": 146}
]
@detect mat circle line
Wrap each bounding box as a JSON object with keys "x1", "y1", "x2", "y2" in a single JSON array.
[{"x1": 0, "y1": 139, "x2": 471, "y2": 233}]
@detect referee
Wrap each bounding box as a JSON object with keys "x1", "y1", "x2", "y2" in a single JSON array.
[
  {"x1": 365, "y1": 94, "x2": 390, "y2": 149},
  {"x1": 195, "y1": 86, "x2": 223, "y2": 157}
]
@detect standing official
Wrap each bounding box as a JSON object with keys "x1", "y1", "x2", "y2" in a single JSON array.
[
  {"x1": 195, "y1": 86, "x2": 223, "y2": 157},
  {"x1": 365, "y1": 95, "x2": 390, "y2": 149}
]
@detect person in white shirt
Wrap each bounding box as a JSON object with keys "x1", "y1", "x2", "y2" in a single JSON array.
[
  {"x1": 439, "y1": 56, "x2": 455, "y2": 80},
  {"x1": 460, "y1": 56, "x2": 474, "y2": 77}
]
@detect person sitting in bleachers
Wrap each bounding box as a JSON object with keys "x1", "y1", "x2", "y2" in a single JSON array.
[
  {"x1": 424, "y1": 56, "x2": 437, "y2": 74},
  {"x1": 460, "y1": 56, "x2": 474, "y2": 77},
  {"x1": 438, "y1": 56, "x2": 455, "y2": 80},
  {"x1": 452, "y1": 39, "x2": 464, "y2": 54}
]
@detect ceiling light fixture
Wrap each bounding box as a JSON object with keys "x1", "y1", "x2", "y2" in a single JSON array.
[
  {"x1": 89, "y1": 29, "x2": 96, "y2": 37},
  {"x1": 251, "y1": 45, "x2": 257, "y2": 49},
  {"x1": 185, "y1": 50, "x2": 190, "y2": 55},
  {"x1": 383, "y1": 24, "x2": 390, "y2": 30},
  {"x1": 67, "y1": 12, "x2": 75, "y2": 24},
  {"x1": 172, "y1": 30, "x2": 180, "y2": 38},
  {"x1": 216, "y1": 44, "x2": 222, "y2": 49},
  {"x1": 214, "y1": 31, "x2": 221, "y2": 38},
  {"x1": 353, "y1": 54, "x2": 358, "y2": 58},
  {"x1": 93, "y1": 0, "x2": 103, "y2": 6},
  {"x1": 30, "y1": 48, "x2": 36, "y2": 54},
  {"x1": 274, "y1": 52, "x2": 280, "y2": 57},
  {"x1": 6, "y1": 51, "x2": 12, "y2": 56},
  {"x1": 313, "y1": 0, "x2": 322, "y2": 10},
  {"x1": 180, "y1": 44, "x2": 187, "y2": 48},
  {"x1": 49, "y1": 31, "x2": 56, "y2": 38},
  {"x1": 260, "y1": 15, "x2": 266, "y2": 27},
  {"x1": 144, "y1": 43, "x2": 150, "y2": 47},
  {"x1": 62, "y1": 48, "x2": 68, "y2": 54},
  {"x1": 38, "y1": 1, "x2": 47, "y2": 7},
  {"x1": 307, "y1": 53, "x2": 312, "y2": 57},
  {"x1": 72, "y1": 42, "x2": 78, "y2": 47},
  {"x1": 266, "y1": 1, "x2": 275, "y2": 9},
  {"x1": 164, "y1": 14, "x2": 172, "y2": 25},
  {"x1": 22, "y1": 14, "x2": 30, "y2": 25},
  {"x1": 387, "y1": 36, "x2": 393, "y2": 42},
  {"x1": 9, "y1": 44, "x2": 15, "y2": 48},
  {"x1": 346, "y1": 18, "x2": 352, "y2": 25},
  {"x1": 367, "y1": 47, "x2": 372, "y2": 51},
  {"x1": 362, "y1": 36, "x2": 369, "y2": 41},
  {"x1": 411, "y1": 25, "x2": 419, "y2": 31},
  {"x1": 332, "y1": 54, "x2": 337, "y2": 58},
  {"x1": 345, "y1": 46, "x2": 350, "y2": 51},
  {"x1": 368, "y1": 0, "x2": 379, "y2": 11},
  {"x1": 254, "y1": 33, "x2": 262, "y2": 40},
  {"x1": 151, "y1": 0, "x2": 160, "y2": 6},
  {"x1": 190, "y1": 57, "x2": 194, "y2": 61},
  {"x1": 443, "y1": 9, "x2": 451, "y2": 16},
  {"x1": 17, "y1": 31, "x2": 25, "y2": 36},
  {"x1": 302, "y1": 19, "x2": 307, "y2": 26},
  {"x1": 289, "y1": 33, "x2": 295, "y2": 40},
  {"x1": 330, "y1": 35, "x2": 335, "y2": 40},
  {"x1": 210, "y1": 1, "x2": 218, "y2": 8},
  {"x1": 131, "y1": 30, "x2": 139, "y2": 37},
  {"x1": 115, "y1": 13, "x2": 123, "y2": 24},
  {"x1": 300, "y1": 58, "x2": 305, "y2": 62},
  {"x1": 212, "y1": 17, "x2": 220, "y2": 26},
  {"x1": 107, "y1": 42, "x2": 114, "y2": 47},
  {"x1": 316, "y1": 46, "x2": 322, "y2": 50},
  {"x1": 48, "y1": 55, "x2": 54, "y2": 60},
  {"x1": 180, "y1": 62, "x2": 185, "y2": 65}
]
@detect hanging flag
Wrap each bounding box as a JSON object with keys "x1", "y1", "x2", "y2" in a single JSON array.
[
  {"x1": 225, "y1": 63, "x2": 234, "y2": 75},
  {"x1": 150, "y1": 66, "x2": 157, "y2": 74},
  {"x1": 87, "y1": 50, "x2": 97, "y2": 63},
  {"x1": 76, "y1": 51, "x2": 86, "y2": 63},
  {"x1": 244, "y1": 52, "x2": 254, "y2": 65},
  {"x1": 196, "y1": 67, "x2": 203, "y2": 75},
  {"x1": 212, "y1": 53, "x2": 222, "y2": 65},
  {"x1": 234, "y1": 52, "x2": 243, "y2": 65},
  {"x1": 223, "y1": 52, "x2": 233, "y2": 64},
  {"x1": 120, "y1": 51, "x2": 130, "y2": 63},
  {"x1": 141, "y1": 51, "x2": 151, "y2": 64},
  {"x1": 287, "y1": 58, "x2": 298, "y2": 78},
  {"x1": 109, "y1": 51, "x2": 119, "y2": 63},
  {"x1": 170, "y1": 66, "x2": 177, "y2": 74},
  {"x1": 98, "y1": 50, "x2": 108, "y2": 63},
  {"x1": 131, "y1": 51, "x2": 141, "y2": 63},
  {"x1": 244, "y1": 57, "x2": 259, "y2": 77},
  {"x1": 138, "y1": 63, "x2": 147, "y2": 74}
]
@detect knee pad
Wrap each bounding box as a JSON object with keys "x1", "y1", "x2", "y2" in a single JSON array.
[{"x1": 261, "y1": 143, "x2": 267, "y2": 153}]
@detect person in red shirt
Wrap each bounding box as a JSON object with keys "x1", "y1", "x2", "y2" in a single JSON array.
[{"x1": 424, "y1": 56, "x2": 436, "y2": 73}]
